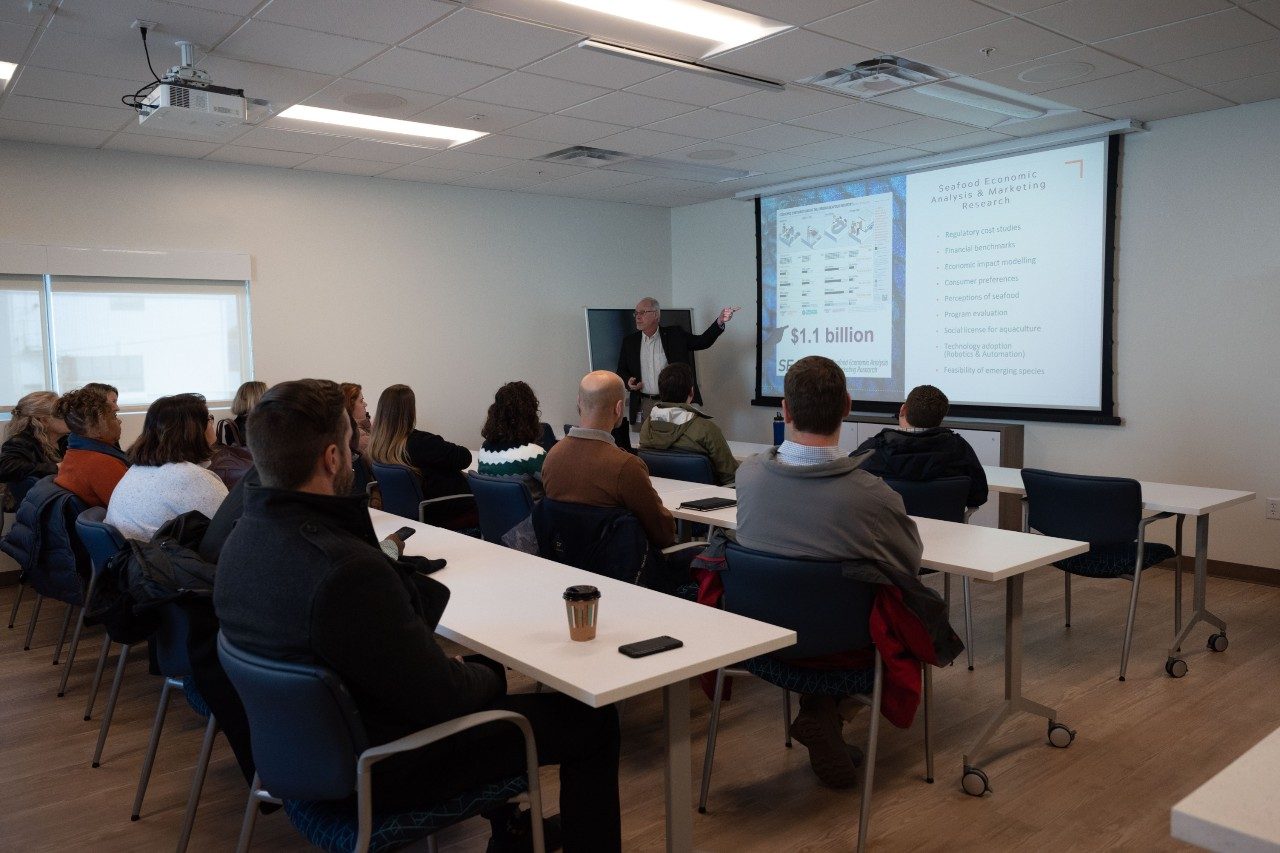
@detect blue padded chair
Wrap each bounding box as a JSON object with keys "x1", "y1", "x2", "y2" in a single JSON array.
[
  {"x1": 217, "y1": 632, "x2": 545, "y2": 853},
  {"x1": 467, "y1": 473, "x2": 535, "y2": 544},
  {"x1": 130, "y1": 601, "x2": 219, "y2": 853},
  {"x1": 637, "y1": 449, "x2": 716, "y2": 485},
  {"x1": 884, "y1": 476, "x2": 977, "y2": 670},
  {"x1": 369, "y1": 462, "x2": 475, "y2": 529},
  {"x1": 698, "y1": 543, "x2": 934, "y2": 853},
  {"x1": 1021, "y1": 468, "x2": 1178, "y2": 681}
]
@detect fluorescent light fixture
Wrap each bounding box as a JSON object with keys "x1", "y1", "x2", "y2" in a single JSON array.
[
  {"x1": 0, "y1": 60, "x2": 16, "y2": 89},
  {"x1": 917, "y1": 83, "x2": 1045, "y2": 120},
  {"x1": 548, "y1": 0, "x2": 787, "y2": 54},
  {"x1": 579, "y1": 40, "x2": 782, "y2": 90},
  {"x1": 276, "y1": 104, "x2": 487, "y2": 146}
]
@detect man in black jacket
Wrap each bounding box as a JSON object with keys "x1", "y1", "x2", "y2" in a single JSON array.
[
  {"x1": 853, "y1": 384, "x2": 989, "y2": 508},
  {"x1": 617, "y1": 297, "x2": 737, "y2": 420},
  {"x1": 214, "y1": 379, "x2": 621, "y2": 852}
]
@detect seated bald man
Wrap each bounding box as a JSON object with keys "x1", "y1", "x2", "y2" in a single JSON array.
[{"x1": 542, "y1": 370, "x2": 675, "y2": 550}]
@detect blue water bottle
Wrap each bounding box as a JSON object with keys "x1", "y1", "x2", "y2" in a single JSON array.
[{"x1": 772, "y1": 411, "x2": 785, "y2": 446}]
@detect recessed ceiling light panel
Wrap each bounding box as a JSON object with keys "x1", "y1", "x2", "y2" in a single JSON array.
[
  {"x1": 0, "y1": 60, "x2": 17, "y2": 89},
  {"x1": 275, "y1": 104, "x2": 487, "y2": 147}
]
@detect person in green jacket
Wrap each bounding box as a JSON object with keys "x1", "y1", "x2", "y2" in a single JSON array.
[{"x1": 639, "y1": 363, "x2": 738, "y2": 486}]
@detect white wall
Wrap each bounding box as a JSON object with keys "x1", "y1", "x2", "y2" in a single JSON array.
[
  {"x1": 0, "y1": 142, "x2": 672, "y2": 447},
  {"x1": 673, "y1": 99, "x2": 1280, "y2": 570}
]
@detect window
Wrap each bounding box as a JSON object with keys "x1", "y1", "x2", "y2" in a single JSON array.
[{"x1": 0, "y1": 275, "x2": 50, "y2": 406}]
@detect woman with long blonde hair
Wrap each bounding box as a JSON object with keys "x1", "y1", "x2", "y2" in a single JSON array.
[
  {"x1": 216, "y1": 380, "x2": 267, "y2": 448},
  {"x1": 369, "y1": 384, "x2": 474, "y2": 526},
  {"x1": 1, "y1": 391, "x2": 69, "y2": 502}
]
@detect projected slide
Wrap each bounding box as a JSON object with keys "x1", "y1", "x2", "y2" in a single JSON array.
[{"x1": 758, "y1": 139, "x2": 1109, "y2": 413}]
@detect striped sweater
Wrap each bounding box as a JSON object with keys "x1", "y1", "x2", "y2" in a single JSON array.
[{"x1": 476, "y1": 441, "x2": 546, "y2": 478}]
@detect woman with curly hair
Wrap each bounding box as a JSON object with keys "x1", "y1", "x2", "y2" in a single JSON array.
[
  {"x1": 477, "y1": 381, "x2": 547, "y2": 479},
  {"x1": 53, "y1": 387, "x2": 129, "y2": 507},
  {"x1": 1, "y1": 391, "x2": 69, "y2": 503}
]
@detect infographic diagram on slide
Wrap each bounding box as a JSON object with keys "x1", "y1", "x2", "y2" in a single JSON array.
[{"x1": 773, "y1": 193, "x2": 896, "y2": 381}]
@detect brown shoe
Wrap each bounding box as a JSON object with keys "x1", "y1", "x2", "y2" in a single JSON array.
[{"x1": 790, "y1": 695, "x2": 859, "y2": 788}]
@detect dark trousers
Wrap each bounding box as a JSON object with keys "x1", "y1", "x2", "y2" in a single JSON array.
[{"x1": 373, "y1": 690, "x2": 622, "y2": 853}]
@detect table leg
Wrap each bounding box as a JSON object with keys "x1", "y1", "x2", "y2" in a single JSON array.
[
  {"x1": 962, "y1": 573, "x2": 1074, "y2": 794},
  {"x1": 664, "y1": 681, "x2": 692, "y2": 853},
  {"x1": 1166, "y1": 515, "x2": 1228, "y2": 673}
]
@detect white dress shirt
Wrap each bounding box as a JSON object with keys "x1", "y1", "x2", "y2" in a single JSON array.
[{"x1": 639, "y1": 330, "x2": 668, "y2": 395}]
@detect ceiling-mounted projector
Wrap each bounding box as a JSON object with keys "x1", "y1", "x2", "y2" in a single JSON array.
[{"x1": 130, "y1": 39, "x2": 253, "y2": 141}]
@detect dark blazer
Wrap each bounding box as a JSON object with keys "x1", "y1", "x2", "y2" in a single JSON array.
[{"x1": 617, "y1": 320, "x2": 723, "y2": 408}]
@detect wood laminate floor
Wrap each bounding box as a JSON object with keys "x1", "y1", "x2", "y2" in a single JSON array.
[{"x1": 1, "y1": 566, "x2": 1277, "y2": 852}]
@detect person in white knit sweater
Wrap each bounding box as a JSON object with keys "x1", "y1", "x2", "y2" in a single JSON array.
[{"x1": 106, "y1": 393, "x2": 228, "y2": 541}]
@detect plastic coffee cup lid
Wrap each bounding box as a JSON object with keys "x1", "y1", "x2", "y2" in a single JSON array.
[{"x1": 563, "y1": 585, "x2": 601, "y2": 601}]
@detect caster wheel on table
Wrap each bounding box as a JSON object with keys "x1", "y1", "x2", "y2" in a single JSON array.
[
  {"x1": 1165, "y1": 657, "x2": 1188, "y2": 678},
  {"x1": 961, "y1": 766, "x2": 990, "y2": 797},
  {"x1": 1207, "y1": 633, "x2": 1228, "y2": 653},
  {"x1": 1047, "y1": 722, "x2": 1076, "y2": 748}
]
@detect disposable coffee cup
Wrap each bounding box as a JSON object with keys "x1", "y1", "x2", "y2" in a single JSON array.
[{"x1": 563, "y1": 585, "x2": 601, "y2": 641}]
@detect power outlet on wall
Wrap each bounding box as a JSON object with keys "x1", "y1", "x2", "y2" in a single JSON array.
[{"x1": 1267, "y1": 499, "x2": 1280, "y2": 520}]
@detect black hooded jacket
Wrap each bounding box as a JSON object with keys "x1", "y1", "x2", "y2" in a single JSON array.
[{"x1": 853, "y1": 427, "x2": 989, "y2": 508}]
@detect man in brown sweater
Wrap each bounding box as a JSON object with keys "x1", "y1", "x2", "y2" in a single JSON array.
[{"x1": 542, "y1": 371, "x2": 676, "y2": 549}]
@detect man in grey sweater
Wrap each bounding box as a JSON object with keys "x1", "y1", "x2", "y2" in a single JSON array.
[{"x1": 736, "y1": 356, "x2": 922, "y2": 788}]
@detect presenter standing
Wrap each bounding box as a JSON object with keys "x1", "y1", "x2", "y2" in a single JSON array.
[{"x1": 617, "y1": 297, "x2": 738, "y2": 423}]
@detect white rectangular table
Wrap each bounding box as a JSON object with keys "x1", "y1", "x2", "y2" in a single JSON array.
[
  {"x1": 1172, "y1": 725, "x2": 1280, "y2": 851},
  {"x1": 983, "y1": 465, "x2": 1254, "y2": 676},
  {"x1": 651, "y1": 480, "x2": 1089, "y2": 791},
  {"x1": 369, "y1": 508, "x2": 795, "y2": 852}
]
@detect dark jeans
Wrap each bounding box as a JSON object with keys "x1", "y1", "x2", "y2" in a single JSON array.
[{"x1": 372, "y1": 689, "x2": 622, "y2": 853}]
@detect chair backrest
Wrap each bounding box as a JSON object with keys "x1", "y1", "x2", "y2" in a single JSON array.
[
  {"x1": 369, "y1": 462, "x2": 425, "y2": 521},
  {"x1": 1021, "y1": 468, "x2": 1142, "y2": 545},
  {"x1": 218, "y1": 632, "x2": 368, "y2": 802},
  {"x1": 467, "y1": 473, "x2": 535, "y2": 543},
  {"x1": 537, "y1": 422, "x2": 558, "y2": 452},
  {"x1": 638, "y1": 449, "x2": 716, "y2": 485},
  {"x1": 722, "y1": 542, "x2": 875, "y2": 659},
  {"x1": 75, "y1": 507, "x2": 127, "y2": 579},
  {"x1": 532, "y1": 498, "x2": 649, "y2": 585},
  {"x1": 883, "y1": 476, "x2": 970, "y2": 523}
]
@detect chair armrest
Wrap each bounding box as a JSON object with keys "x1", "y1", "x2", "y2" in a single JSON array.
[
  {"x1": 416, "y1": 493, "x2": 477, "y2": 523},
  {"x1": 1138, "y1": 511, "x2": 1175, "y2": 531},
  {"x1": 662, "y1": 540, "x2": 708, "y2": 556}
]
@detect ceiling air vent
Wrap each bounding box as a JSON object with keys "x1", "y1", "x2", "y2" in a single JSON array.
[
  {"x1": 803, "y1": 56, "x2": 946, "y2": 99},
  {"x1": 540, "y1": 146, "x2": 632, "y2": 167},
  {"x1": 538, "y1": 146, "x2": 754, "y2": 183}
]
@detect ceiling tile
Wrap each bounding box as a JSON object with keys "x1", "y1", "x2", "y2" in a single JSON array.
[
  {"x1": 0, "y1": 117, "x2": 112, "y2": 147},
  {"x1": 444, "y1": 133, "x2": 563, "y2": 158},
  {"x1": 979, "y1": 0, "x2": 1061, "y2": 11},
  {"x1": 407, "y1": 98, "x2": 543, "y2": 133},
  {"x1": 714, "y1": 86, "x2": 854, "y2": 120},
  {"x1": 9, "y1": 66, "x2": 147, "y2": 109},
  {"x1": 523, "y1": 46, "x2": 667, "y2": 90},
  {"x1": 504, "y1": 112, "x2": 627, "y2": 143},
  {"x1": 449, "y1": 170, "x2": 552, "y2": 189},
  {"x1": 1092, "y1": 87, "x2": 1234, "y2": 120},
  {"x1": 588, "y1": 127, "x2": 706, "y2": 155},
  {"x1": 718, "y1": 122, "x2": 840, "y2": 150},
  {"x1": 809, "y1": 0, "x2": 1006, "y2": 53},
  {"x1": 105, "y1": 132, "x2": 221, "y2": 157},
  {"x1": 461, "y1": 72, "x2": 609, "y2": 113},
  {"x1": 726, "y1": 150, "x2": 824, "y2": 173},
  {"x1": 788, "y1": 100, "x2": 915, "y2": 133},
  {"x1": 487, "y1": 160, "x2": 583, "y2": 181},
  {"x1": 1203, "y1": 69, "x2": 1280, "y2": 100},
  {"x1": 996, "y1": 109, "x2": 1107, "y2": 135},
  {"x1": 196, "y1": 55, "x2": 333, "y2": 106},
  {"x1": 975, "y1": 46, "x2": 1139, "y2": 95},
  {"x1": 0, "y1": 94, "x2": 133, "y2": 130},
  {"x1": 49, "y1": 0, "x2": 240, "y2": 47},
  {"x1": 26, "y1": 29, "x2": 157, "y2": 80},
  {"x1": 643, "y1": 108, "x2": 774, "y2": 138},
  {"x1": 846, "y1": 146, "x2": 930, "y2": 166},
  {"x1": 624, "y1": 69, "x2": 762, "y2": 106},
  {"x1": 215, "y1": 20, "x2": 384, "y2": 76},
  {"x1": 1156, "y1": 38, "x2": 1280, "y2": 84},
  {"x1": 1040, "y1": 68, "x2": 1185, "y2": 108},
  {"x1": 401, "y1": 9, "x2": 580, "y2": 69},
  {"x1": 256, "y1": 0, "x2": 454, "y2": 45},
  {"x1": 326, "y1": 137, "x2": 438, "y2": 164},
  {"x1": 1094, "y1": 8, "x2": 1280, "y2": 66},
  {"x1": 783, "y1": 135, "x2": 895, "y2": 160},
  {"x1": 294, "y1": 155, "x2": 392, "y2": 176},
  {"x1": 1247, "y1": 0, "x2": 1280, "y2": 25},
  {"x1": 710, "y1": 28, "x2": 875, "y2": 83},
  {"x1": 720, "y1": 0, "x2": 867, "y2": 26},
  {"x1": 347, "y1": 48, "x2": 508, "y2": 97},
  {"x1": 663, "y1": 139, "x2": 768, "y2": 160},
  {"x1": 903, "y1": 18, "x2": 1079, "y2": 75},
  {"x1": 233, "y1": 125, "x2": 350, "y2": 154},
  {"x1": 203, "y1": 145, "x2": 314, "y2": 167},
  {"x1": 1025, "y1": 0, "x2": 1231, "y2": 42},
  {"x1": 0, "y1": 20, "x2": 36, "y2": 58},
  {"x1": 856, "y1": 116, "x2": 975, "y2": 144},
  {"x1": 0, "y1": 4, "x2": 41, "y2": 25},
  {"x1": 302, "y1": 79, "x2": 447, "y2": 118},
  {"x1": 379, "y1": 162, "x2": 477, "y2": 182},
  {"x1": 413, "y1": 148, "x2": 516, "y2": 172},
  {"x1": 561, "y1": 91, "x2": 697, "y2": 125},
  {"x1": 168, "y1": 0, "x2": 260, "y2": 14},
  {"x1": 535, "y1": 169, "x2": 651, "y2": 191},
  {"x1": 911, "y1": 129, "x2": 1011, "y2": 152}
]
